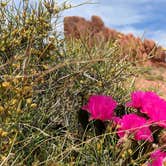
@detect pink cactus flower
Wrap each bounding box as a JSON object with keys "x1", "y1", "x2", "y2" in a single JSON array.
[
  {"x1": 126, "y1": 91, "x2": 166, "y2": 128},
  {"x1": 126, "y1": 91, "x2": 145, "y2": 109},
  {"x1": 116, "y1": 113, "x2": 153, "y2": 142},
  {"x1": 142, "y1": 95, "x2": 166, "y2": 128},
  {"x1": 126, "y1": 91, "x2": 160, "y2": 112},
  {"x1": 148, "y1": 149, "x2": 166, "y2": 166},
  {"x1": 82, "y1": 95, "x2": 117, "y2": 121}
]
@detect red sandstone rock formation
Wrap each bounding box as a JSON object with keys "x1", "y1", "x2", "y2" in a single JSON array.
[
  {"x1": 64, "y1": 16, "x2": 120, "y2": 46},
  {"x1": 64, "y1": 15, "x2": 166, "y2": 63}
]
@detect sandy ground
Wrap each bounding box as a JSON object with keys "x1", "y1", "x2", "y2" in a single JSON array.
[{"x1": 135, "y1": 61, "x2": 166, "y2": 99}]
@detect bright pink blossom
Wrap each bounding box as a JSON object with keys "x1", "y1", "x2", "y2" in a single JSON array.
[
  {"x1": 148, "y1": 149, "x2": 166, "y2": 166},
  {"x1": 142, "y1": 94, "x2": 166, "y2": 128},
  {"x1": 116, "y1": 113, "x2": 153, "y2": 142},
  {"x1": 126, "y1": 91, "x2": 166, "y2": 128},
  {"x1": 126, "y1": 91, "x2": 145, "y2": 109},
  {"x1": 126, "y1": 91, "x2": 160, "y2": 112},
  {"x1": 82, "y1": 95, "x2": 117, "y2": 121}
]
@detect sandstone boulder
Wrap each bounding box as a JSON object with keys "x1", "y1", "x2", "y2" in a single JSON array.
[{"x1": 64, "y1": 15, "x2": 166, "y2": 63}]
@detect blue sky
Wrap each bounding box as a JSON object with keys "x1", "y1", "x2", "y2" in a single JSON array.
[
  {"x1": 13, "y1": 0, "x2": 166, "y2": 46},
  {"x1": 62, "y1": 0, "x2": 166, "y2": 47}
]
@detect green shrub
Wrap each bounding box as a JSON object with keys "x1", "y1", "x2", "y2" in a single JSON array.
[{"x1": 0, "y1": 1, "x2": 138, "y2": 165}]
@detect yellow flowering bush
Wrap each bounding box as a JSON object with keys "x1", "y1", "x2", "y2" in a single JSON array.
[{"x1": 0, "y1": 0, "x2": 140, "y2": 165}]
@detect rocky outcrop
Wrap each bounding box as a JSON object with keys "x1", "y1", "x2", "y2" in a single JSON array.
[
  {"x1": 64, "y1": 15, "x2": 166, "y2": 63},
  {"x1": 64, "y1": 16, "x2": 120, "y2": 46}
]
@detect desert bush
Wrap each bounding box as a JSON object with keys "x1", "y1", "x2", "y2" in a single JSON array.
[{"x1": 0, "y1": 0, "x2": 141, "y2": 165}]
